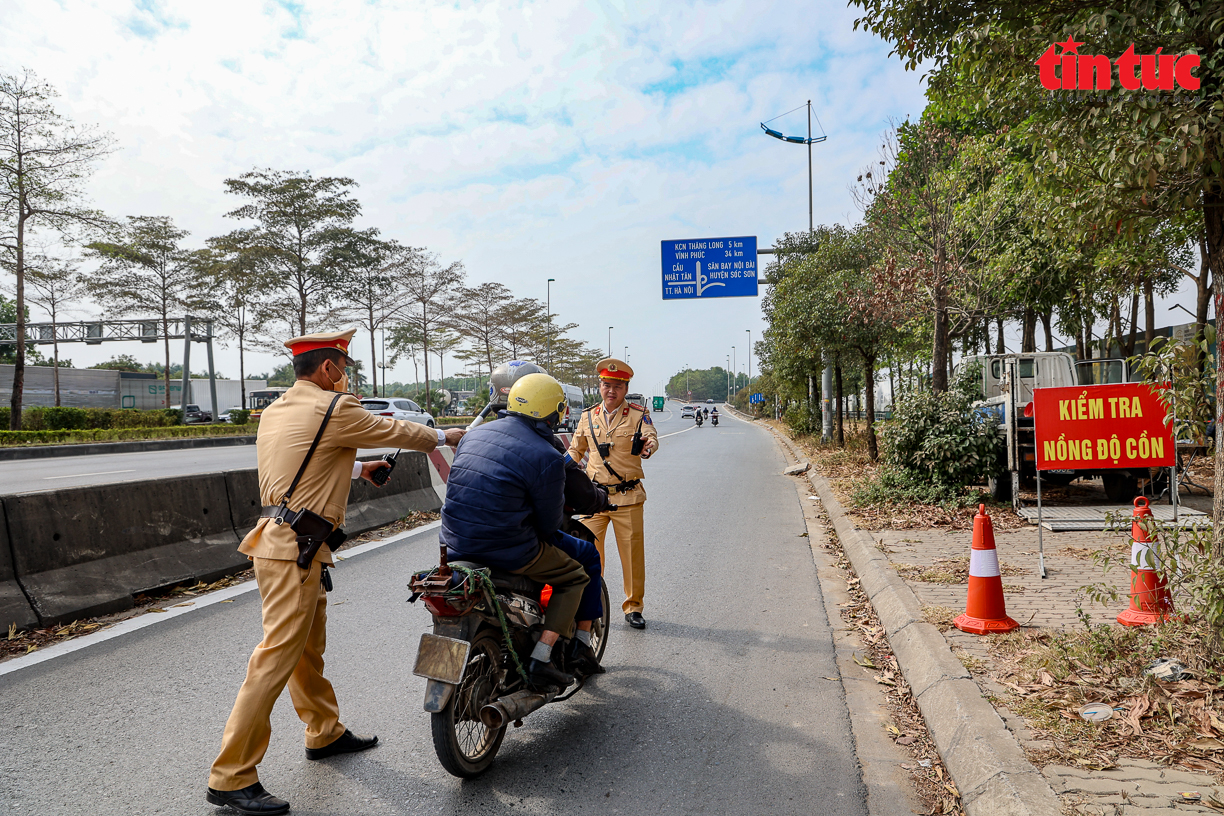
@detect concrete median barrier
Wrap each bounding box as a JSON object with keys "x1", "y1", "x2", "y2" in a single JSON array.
[
  {"x1": 5, "y1": 450, "x2": 449, "y2": 629},
  {"x1": 0, "y1": 501, "x2": 39, "y2": 631},
  {"x1": 346, "y1": 451, "x2": 443, "y2": 532},
  {"x1": 6, "y1": 474, "x2": 247, "y2": 626},
  {"x1": 223, "y1": 468, "x2": 262, "y2": 538}
]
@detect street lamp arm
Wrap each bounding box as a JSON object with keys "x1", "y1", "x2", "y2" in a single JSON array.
[{"x1": 759, "y1": 123, "x2": 826, "y2": 145}]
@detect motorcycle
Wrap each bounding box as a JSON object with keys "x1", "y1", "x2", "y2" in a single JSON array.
[
  {"x1": 695, "y1": 411, "x2": 704, "y2": 427},
  {"x1": 711, "y1": 413, "x2": 719, "y2": 427},
  {"x1": 406, "y1": 360, "x2": 612, "y2": 778},
  {"x1": 408, "y1": 542, "x2": 610, "y2": 777}
]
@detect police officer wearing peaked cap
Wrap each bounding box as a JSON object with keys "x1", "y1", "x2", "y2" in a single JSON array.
[
  {"x1": 567, "y1": 358, "x2": 658, "y2": 629},
  {"x1": 207, "y1": 329, "x2": 463, "y2": 816}
]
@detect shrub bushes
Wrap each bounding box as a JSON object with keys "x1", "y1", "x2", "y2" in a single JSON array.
[
  {"x1": 875, "y1": 366, "x2": 1002, "y2": 490},
  {"x1": 19, "y1": 406, "x2": 181, "y2": 431},
  {"x1": 0, "y1": 424, "x2": 255, "y2": 446},
  {"x1": 228, "y1": 409, "x2": 250, "y2": 425},
  {"x1": 783, "y1": 399, "x2": 819, "y2": 436}
]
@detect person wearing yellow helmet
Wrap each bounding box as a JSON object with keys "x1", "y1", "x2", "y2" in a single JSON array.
[{"x1": 440, "y1": 372, "x2": 606, "y2": 687}]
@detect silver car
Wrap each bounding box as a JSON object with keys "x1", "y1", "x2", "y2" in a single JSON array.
[{"x1": 360, "y1": 398, "x2": 436, "y2": 427}]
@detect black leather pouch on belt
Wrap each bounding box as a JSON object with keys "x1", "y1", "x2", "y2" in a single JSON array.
[{"x1": 291, "y1": 508, "x2": 348, "y2": 569}]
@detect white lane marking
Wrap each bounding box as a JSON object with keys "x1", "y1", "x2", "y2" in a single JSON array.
[
  {"x1": 0, "y1": 519, "x2": 444, "y2": 678},
  {"x1": 43, "y1": 469, "x2": 135, "y2": 480},
  {"x1": 659, "y1": 423, "x2": 700, "y2": 439}
]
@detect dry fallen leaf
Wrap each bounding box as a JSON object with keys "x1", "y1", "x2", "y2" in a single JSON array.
[{"x1": 852, "y1": 652, "x2": 878, "y2": 669}]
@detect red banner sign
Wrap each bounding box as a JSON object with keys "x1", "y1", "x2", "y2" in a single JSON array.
[{"x1": 1033, "y1": 383, "x2": 1173, "y2": 471}]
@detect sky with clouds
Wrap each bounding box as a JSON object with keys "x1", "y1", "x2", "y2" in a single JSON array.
[{"x1": 7, "y1": 0, "x2": 1177, "y2": 400}]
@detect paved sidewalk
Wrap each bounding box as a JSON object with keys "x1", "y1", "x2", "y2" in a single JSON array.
[{"x1": 879, "y1": 519, "x2": 1224, "y2": 815}]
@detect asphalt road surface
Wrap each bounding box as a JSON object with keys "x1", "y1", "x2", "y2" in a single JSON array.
[{"x1": 0, "y1": 407, "x2": 870, "y2": 815}]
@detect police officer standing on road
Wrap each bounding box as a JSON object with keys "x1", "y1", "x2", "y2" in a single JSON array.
[
  {"x1": 568, "y1": 358, "x2": 658, "y2": 629},
  {"x1": 207, "y1": 329, "x2": 463, "y2": 816}
]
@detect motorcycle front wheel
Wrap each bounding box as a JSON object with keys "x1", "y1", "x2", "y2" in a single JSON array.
[
  {"x1": 431, "y1": 629, "x2": 507, "y2": 778},
  {"x1": 589, "y1": 579, "x2": 612, "y2": 662}
]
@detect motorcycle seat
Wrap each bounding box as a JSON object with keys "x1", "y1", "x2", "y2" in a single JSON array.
[{"x1": 450, "y1": 560, "x2": 544, "y2": 596}]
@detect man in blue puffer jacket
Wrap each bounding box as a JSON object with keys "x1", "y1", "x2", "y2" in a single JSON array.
[{"x1": 440, "y1": 373, "x2": 604, "y2": 689}]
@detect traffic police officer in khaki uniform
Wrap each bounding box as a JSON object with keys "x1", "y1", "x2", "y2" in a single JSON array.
[
  {"x1": 207, "y1": 329, "x2": 463, "y2": 816},
  {"x1": 567, "y1": 358, "x2": 658, "y2": 629}
]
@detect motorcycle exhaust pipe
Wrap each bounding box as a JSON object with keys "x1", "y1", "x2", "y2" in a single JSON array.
[{"x1": 480, "y1": 689, "x2": 556, "y2": 729}]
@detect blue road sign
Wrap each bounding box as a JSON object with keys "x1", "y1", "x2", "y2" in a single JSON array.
[
  {"x1": 661, "y1": 236, "x2": 758, "y2": 300},
  {"x1": 749, "y1": 392, "x2": 765, "y2": 404}
]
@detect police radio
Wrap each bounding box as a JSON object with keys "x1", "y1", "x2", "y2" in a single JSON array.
[{"x1": 371, "y1": 450, "x2": 399, "y2": 487}]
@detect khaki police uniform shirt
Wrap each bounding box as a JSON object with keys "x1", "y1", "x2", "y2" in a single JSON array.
[
  {"x1": 239, "y1": 379, "x2": 440, "y2": 563},
  {"x1": 567, "y1": 401, "x2": 659, "y2": 507}
]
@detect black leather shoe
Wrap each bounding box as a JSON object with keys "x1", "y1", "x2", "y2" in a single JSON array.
[
  {"x1": 305, "y1": 729, "x2": 379, "y2": 760},
  {"x1": 567, "y1": 638, "x2": 606, "y2": 675},
  {"x1": 625, "y1": 612, "x2": 646, "y2": 629},
  {"x1": 206, "y1": 782, "x2": 289, "y2": 815},
  {"x1": 527, "y1": 658, "x2": 574, "y2": 690}
]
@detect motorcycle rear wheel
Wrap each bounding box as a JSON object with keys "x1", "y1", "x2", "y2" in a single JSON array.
[
  {"x1": 431, "y1": 629, "x2": 507, "y2": 778},
  {"x1": 590, "y1": 579, "x2": 611, "y2": 662}
]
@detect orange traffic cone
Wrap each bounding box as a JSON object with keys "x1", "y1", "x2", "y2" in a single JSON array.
[
  {"x1": 1116, "y1": 497, "x2": 1171, "y2": 626},
  {"x1": 953, "y1": 504, "x2": 1019, "y2": 635}
]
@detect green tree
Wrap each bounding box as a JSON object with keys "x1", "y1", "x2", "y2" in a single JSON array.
[
  {"x1": 89, "y1": 353, "x2": 143, "y2": 372},
  {"x1": 449, "y1": 281, "x2": 514, "y2": 378},
  {"x1": 389, "y1": 246, "x2": 465, "y2": 416},
  {"x1": 338, "y1": 237, "x2": 411, "y2": 397},
  {"x1": 192, "y1": 228, "x2": 277, "y2": 410},
  {"x1": 222, "y1": 168, "x2": 374, "y2": 338},
  {"x1": 0, "y1": 69, "x2": 113, "y2": 428},
  {"x1": 855, "y1": 120, "x2": 1010, "y2": 391},
  {"x1": 85, "y1": 215, "x2": 197, "y2": 409},
  {"x1": 849, "y1": 0, "x2": 1224, "y2": 536},
  {"x1": 21, "y1": 250, "x2": 84, "y2": 405}
]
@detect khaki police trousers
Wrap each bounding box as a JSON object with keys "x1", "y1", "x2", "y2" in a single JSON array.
[
  {"x1": 209, "y1": 557, "x2": 347, "y2": 791},
  {"x1": 582, "y1": 503, "x2": 645, "y2": 614},
  {"x1": 513, "y1": 541, "x2": 589, "y2": 638}
]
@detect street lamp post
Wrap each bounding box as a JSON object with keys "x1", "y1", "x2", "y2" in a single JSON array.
[
  {"x1": 761, "y1": 100, "x2": 826, "y2": 235},
  {"x1": 762, "y1": 100, "x2": 832, "y2": 438},
  {"x1": 732, "y1": 346, "x2": 736, "y2": 393},
  {"x1": 746, "y1": 329, "x2": 752, "y2": 384},
  {"x1": 546, "y1": 278, "x2": 555, "y2": 371},
  {"x1": 607, "y1": 326, "x2": 613, "y2": 357}
]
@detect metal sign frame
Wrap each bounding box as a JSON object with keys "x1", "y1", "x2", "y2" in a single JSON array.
[{"x1": 0, "y1": 316, "x2": 220, "y2": 418}]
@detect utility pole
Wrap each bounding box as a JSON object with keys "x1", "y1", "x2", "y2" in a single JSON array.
[
  {"x1": 608, "y1": 326, "x2": 613, "y2": 357},
  {"x1": 807, "y1": 99, "x2": 813, "y2": 234}
]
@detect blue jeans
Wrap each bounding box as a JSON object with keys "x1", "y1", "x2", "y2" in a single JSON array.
[{"x1": 551, "y1": 530, "x2": 604, "y2": 621}]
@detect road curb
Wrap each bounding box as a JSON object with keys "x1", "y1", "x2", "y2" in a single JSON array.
[
  {"x1": 759, "y1": 421, "x2": 1063, "y2": 816},
  {"x1": 0, "y1": 433, "x2": 257, "y2": 461}
]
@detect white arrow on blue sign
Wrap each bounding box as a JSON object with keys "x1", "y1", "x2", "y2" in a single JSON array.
[
  {"x1": 661, "y1": 236, "x2": 758, "y2": 299},
  {"x1": 749, "y1": 392, "x2": 765, "y2": 404}
]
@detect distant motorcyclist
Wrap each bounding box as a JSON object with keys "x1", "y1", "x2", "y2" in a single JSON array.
[
  {"x1": 440, "y1": 374, "x2": 605, "y2": 688},
  {"x1": 710, "y1": 407, "x2": 719, "y2": 426},
  {"x1": 695, "y1": 409, "x2": 703, "y2": 426}
]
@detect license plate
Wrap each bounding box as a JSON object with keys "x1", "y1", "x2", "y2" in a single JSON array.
[{"x1": 413, "y1": 634, "x2": 472, "y2": 684}]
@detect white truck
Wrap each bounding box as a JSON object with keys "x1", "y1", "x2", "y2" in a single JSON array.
[{"x1": 956, "y1": 352, "x2": 1139, "y2": 502}]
